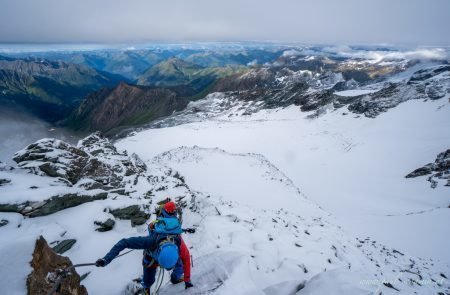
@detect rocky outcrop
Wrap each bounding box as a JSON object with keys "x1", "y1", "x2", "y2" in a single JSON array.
[
  {"x1": 406, "y1": 149, "x2": 450, "y2": 188},
  {"x1": 13, "y1": 132, "x2": 146, "y2": 190},
  {"x1": 27, "y1": 236, "x2": 87, "y2": 295},
  {"x1": 52, "y1": 239, "x2": 77, "y2": 255},
  {"x1": 94, "y1": 218, "x2": 115, "y2": 232},
  {"x1": 1, "y1": 133, "x2": 149, "y2": 217},
  {"x1": 179, "y1": 62, "x2": 450, "y2": 121},
  {"x1": 13, "y1": 139, "x2": 89, "y2": 184},
  {"x1": 0, "y1": 178, "x2": 11, "y2": 186},
  {"x1": 0, "y1": 192, "x2": 108, "y2": 217},
  {"x1": 408, "y1": 65, "x2": 450, "y2": 84},
  {"x1": 25, "y1": 192, "x2": 108, "y2": 217},
  {"x1": 110, "y1": 205, "x2": 150, "y2": 226}
]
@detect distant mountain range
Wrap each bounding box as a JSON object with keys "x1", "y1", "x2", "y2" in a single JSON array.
[
  {"x1": 8, "y1": 47, "x2": 282, "y2": 80},
  {"x1": 0, "y1": 55, "x2": 123, "y2": 122},
  {"x1": 1, "y1": 45, "x2": 449, "y2": 135},
  {"x1": 136, "y1": 57, "x2": 246, "y2": 96}
]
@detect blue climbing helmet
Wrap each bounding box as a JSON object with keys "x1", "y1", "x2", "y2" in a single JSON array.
[{"x1": 156, "y1": 241, "x2": 179, "y2": 269}]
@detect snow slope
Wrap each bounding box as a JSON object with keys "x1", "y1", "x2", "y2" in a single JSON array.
[
  {"x1": 117, "y1": 97, "x2": 450, "y2": 264},
  {"x1": 151, "y1": 146, "x2": 448, "y2": 294},
  {"x1": 0, "y1": 68, "x2": 449, "y2": 294},
  {"x1": 1, "y1": 134, "x2": 448, "y2": 294}
]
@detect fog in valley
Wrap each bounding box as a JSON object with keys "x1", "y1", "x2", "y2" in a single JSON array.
[{"x1": 0, "y1": 109, "x2": 78, "y2": 165}]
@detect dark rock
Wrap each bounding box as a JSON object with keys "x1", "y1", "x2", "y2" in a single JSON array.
[
  {"x1": 408, "y1": 65, "x2": 450, "y2": 84},
  {"x1": 109, "y1": 189, "x2": 127, "y2": 195},
  {"x1": 80, "y1": 272, "x2": 91, "y2": 282},
  {"x1": 405, "y1": 164, "x2": 433, "y2": 178},
  {"x1": 12, "y1": 134, "x2": 145, "y2": 191},
  {"x1": 94, "y1": 218, "x2": 115, "y2": 232},
  {"x1": 0, "y1": 219, "x2": 8, "y2": 227},
  {"x1": 0, "y1": 203, "x2": 21, "y2": 213},
  {"x1": 13, "y1": 138, "x2": 89, "y2": 184},
  {"x1": 78, "y1": 181, "x2": 112, "y2": 191},
  {"x1": 39, "y1": 162, "x2": 60, "y2": 177},
  {"x1": 405, "y1": 149, "x2": 450, "y2": 188},
  {"x1": 110, "y1": 205, "x2": 150, "y2": 226},
  {"x1": 24, "y1": 192, "x2": 108, "y2": 217},
  {"x1": 52, "y1": 239, "x2": 77, "y2": 254},
  {"x1": 27, "y1": 236, "x2": 87, "y2": 295},
  {"x1": 81, "y1": 157, "x2": 119, "y2": 185},
  {"x1": 0, "y1": 178, "x2": 11, "y2": 186},
  {"x1": 295, "y1": 89, "x2": 336, "y2": 112}
]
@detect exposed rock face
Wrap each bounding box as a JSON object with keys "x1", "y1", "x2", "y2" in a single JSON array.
[
  {"x1": 68, "y1": 82, "x2": 188, "y2": 134},
  {"x1": 13, "y1": 139, "x2": 89, "y2": 184},
  {"x1": 25, "y1": 192, "x2": 108, "y2": 217},
  {"x1": 0, "y1": 219, "x2": 8, "y2": 227},
  {"x1": 1, "y1": 133, "x2": 148, "y2": 217},
  {"x1": 406, "y1": 149, "x2": 450, "y2": 188},
  {"x1": 0, "y1": 192, "x2": 107, "y2": 217},
  {"x1": 27, "y1": 236, "x2": 87, "y2": 295},
  {"x1": 94, "y1": 218, "x2": 115, "y2": 232},
  {"x1": 13, "y1": 132, "x2": 146, "y2": 190},
  {"x1": 408, "y1": 65, "x2": 450, "y2": 84},
  {"x1": 195, "y1": 63, "x2": 450, "y2": 120},
  {"x1": 110, "y1": 205, "x2": 150, "y2": 226},
  {"x1": 0, "y1": 178, "x2": 11, "y2": 186},
  {"x1": 52, "y1": 239, "x2": 77, "y2": 255}
]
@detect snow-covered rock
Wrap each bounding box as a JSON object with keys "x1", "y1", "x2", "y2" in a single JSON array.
[
  {"x1": 0, "y1": 133, "x2": 153, "y2": 217},
  {"x1": 406, "y1": 149, "x2": 450, "y2": 188}
]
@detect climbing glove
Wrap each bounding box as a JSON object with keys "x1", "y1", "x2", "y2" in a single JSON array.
[
  {"x1": 185, "y1": 281, "x2": 194, "y2": 289},
  {"x1": 96, "y1": 258, "x2": 107, "y2": 267}
]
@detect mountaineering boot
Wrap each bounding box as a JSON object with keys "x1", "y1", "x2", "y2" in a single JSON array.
[{"x1": 172, "y1": 276, "x2": 184, "y2": 284}]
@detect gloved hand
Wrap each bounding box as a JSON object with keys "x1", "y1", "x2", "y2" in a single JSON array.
[
  {"x1": 185, "y1": 281, "x2": 194, "y2": 289},
  {"x1": 95, "y1": 258, "x2": 107, "y2": 267}
]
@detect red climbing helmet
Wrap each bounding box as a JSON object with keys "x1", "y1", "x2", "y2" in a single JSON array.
[{"x1": 164, "y1": 201, "x2": 177, "y2": 214}]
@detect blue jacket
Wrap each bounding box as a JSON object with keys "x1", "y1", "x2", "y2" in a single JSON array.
[{"x1": 102, "y1": 233, "x2": 181, "y2": 264}]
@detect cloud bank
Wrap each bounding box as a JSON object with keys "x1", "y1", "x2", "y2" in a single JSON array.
[{"x1": 0, "y1": 0, "x2": 449, "y2": 45}]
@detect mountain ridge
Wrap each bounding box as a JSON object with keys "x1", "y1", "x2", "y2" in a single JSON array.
[{"x1": 67, "y1": 82, "x2": 188, "y2": 134}]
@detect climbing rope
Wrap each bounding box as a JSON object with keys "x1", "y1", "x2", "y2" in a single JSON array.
[
  {"x1": 46, "y1": 217, "x2": 195, "y2": 294},
  {"x1": 153, "y1": 267, "x2": 165, "y2": 294}
]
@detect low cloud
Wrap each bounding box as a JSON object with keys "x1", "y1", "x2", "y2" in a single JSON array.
[
  {"x1": 0, "y1": 109, "x2": 77, "y2": 165},
  {"x1": 0, "y1": 0, "x2": 449, "y2": 45}
]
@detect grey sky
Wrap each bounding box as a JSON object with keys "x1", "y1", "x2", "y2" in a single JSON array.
[{"x1": 0, "y1": 0, "x2": 449, "y2": 45}]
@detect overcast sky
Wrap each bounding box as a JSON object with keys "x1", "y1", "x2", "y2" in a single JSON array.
[{"x1": 0, "y1": 0, "x2": 449, "y2": 45}]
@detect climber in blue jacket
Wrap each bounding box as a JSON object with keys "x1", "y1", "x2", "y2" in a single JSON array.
[{"x1": 96, "y1": 202, "x2": 193, "y2": 294}]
